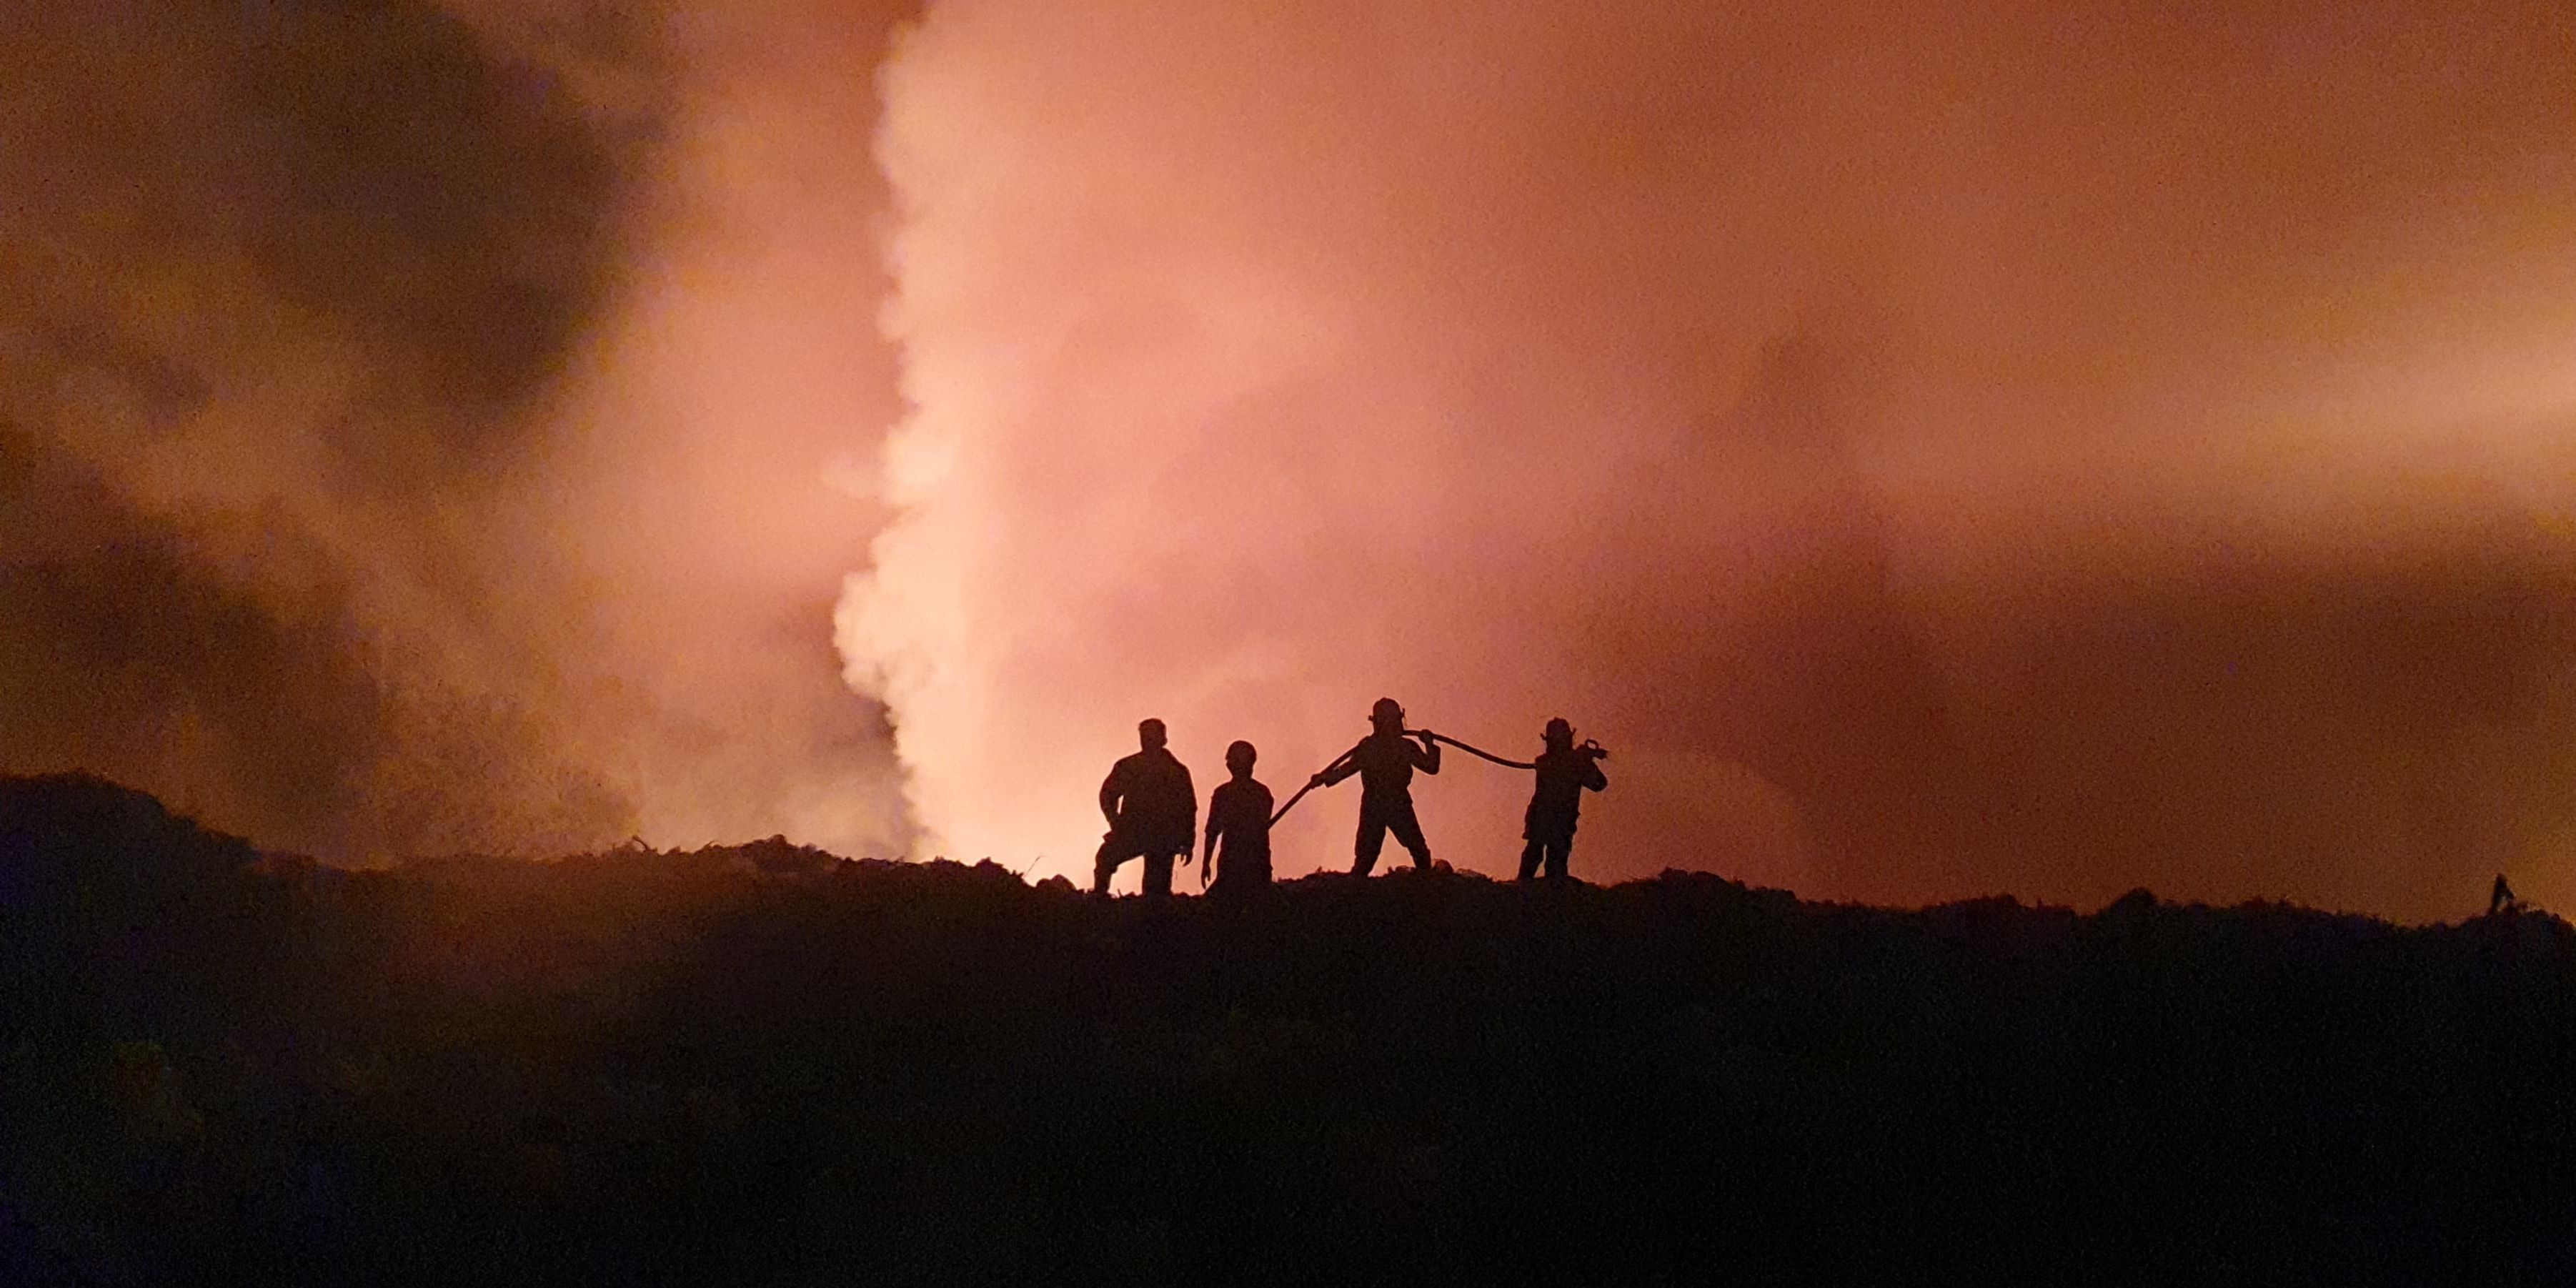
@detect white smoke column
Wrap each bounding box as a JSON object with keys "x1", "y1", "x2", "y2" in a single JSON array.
[
  {"x1": 834, "y1": 0, "x2": 1978, "y2": 878},
  {"x1": 525, "y1": 0, "x2": 918, "y2": 858}
]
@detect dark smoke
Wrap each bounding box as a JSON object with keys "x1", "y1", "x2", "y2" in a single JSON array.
[{"x1": 0, "y1": 0, "x2": 662, "y2": 856}]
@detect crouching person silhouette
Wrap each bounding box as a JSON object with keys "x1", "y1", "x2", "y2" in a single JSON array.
[
  {"x1": 1316, "y1": 698, "x2": 1441, "y2": 876},
  {"x1": 1202, "y1": 740, "x2": 1273, "y2": 897},
  {"x1": 1518, "y1": 718, "x2": 1608, "y2": 883},
  {"x1": 1094, "y1": 718, "x2": 1196, "y2": 899}
]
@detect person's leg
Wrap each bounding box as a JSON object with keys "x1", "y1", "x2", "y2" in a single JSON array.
[
  {"x1": 1518, "y1": 837, "x2": 1545, "y2": 882},
  {"x1": 1143, "y1": 851, "x2": 1175, "y2": 898},
  {"x1": 1388, "y1": 801, "x2": 1432, "y2": 869},
  {"x1": 1353, "y1": 808, "x2": 1388, "y2": 876},
  {"x1": 1544, "y1": 836, "x2": 1571, "y2": 881},
  {"x1": 1095, "y1": 836, "x2": 1143, "y2": 895},
  {"x1": 1219, "y1": 845, "x2": 1273, "y2": 892}
]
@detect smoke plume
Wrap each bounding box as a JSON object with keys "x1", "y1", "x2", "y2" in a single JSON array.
[
  {"x1": 843, "y1": 0, "x2": 2576, "y2": 916},
  {"x1": 9, "y1": 0, "x2": 2572, "y2": 918}
]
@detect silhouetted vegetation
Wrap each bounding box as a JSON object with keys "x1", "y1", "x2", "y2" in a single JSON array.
[{"x1": 7, "y1": 773, "x2": 2575, "y2": 1283}]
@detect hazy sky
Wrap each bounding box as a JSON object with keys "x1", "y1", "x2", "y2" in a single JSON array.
[{"x1": 6, "y1": 0, "x2": 2573, "y2": 918}]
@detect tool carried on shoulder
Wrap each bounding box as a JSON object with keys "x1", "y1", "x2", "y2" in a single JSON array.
[
  {"x1": 1267, "y1": 743, "x2": 1358, "y2": 826},
  {"x1": 1268, "y1": 725, "x2": 1608, "y2": 826},
  {"x1": 1410, "y1": 728, "x2": 1533, "y2": 771}
]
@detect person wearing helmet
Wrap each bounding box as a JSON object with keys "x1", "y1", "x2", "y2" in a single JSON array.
[
  {"x1": 1200, "y1": 740, "x2": 1274, "y2": 896},
  {"x1": 1518, "y1": 717, "x2": 1608, "y2": 883},
  {"x1": 1094, "y1": 718, "x2": 1197, "y2": 898},
  {"x1": 1314, "y1": 698, "x2": 1441, "y2": 876}
]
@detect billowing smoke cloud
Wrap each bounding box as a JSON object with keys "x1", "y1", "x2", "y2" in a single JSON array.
[
  {"x1": 10, "y1": 0, "x2": 2570, "y2": 916},
  {"x1": 1, "y1": 0, "x2": 916, "y2": 859},
  {"x1": 845, "y1": 0, "x2": 2576, "y2": 917}
]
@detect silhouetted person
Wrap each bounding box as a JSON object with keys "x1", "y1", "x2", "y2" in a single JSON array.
[
  {"x1": 1202, "y1": 740, "x2": 1273, "y2": 896},
  {"x1": 1315, "y1": 697, "x2": 1441, "y2": 876},
  {"x1": 1094, "y1": 718, "x2": 1196, "y2": 898},
  {"x1": 1518, "y1": 717, "x2": 1608, "y2": 883},
  {"x1": 2492, "y1": 873, "x2": 2518, "y2": 916}
]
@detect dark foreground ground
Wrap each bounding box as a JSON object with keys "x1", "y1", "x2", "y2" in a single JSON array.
[{"x1": 6, "y1": 773, "x2": 2575, "y2": 1284}]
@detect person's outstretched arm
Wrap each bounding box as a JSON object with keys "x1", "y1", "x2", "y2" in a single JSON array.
[{"x1": 1318, "y1": 743, "x2": 1364, "y2": 787}]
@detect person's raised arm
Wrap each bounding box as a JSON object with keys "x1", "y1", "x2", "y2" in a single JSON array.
[
  {"x1": 1583, "y1": 758, "x2": 1607, "y2": 792},
  {"x1": 1413, "y1": 731, "x2": 1441, "y2": 775},
  {"x1": 1318, "y1": 743, "x2": 1363, "y2": 788}
]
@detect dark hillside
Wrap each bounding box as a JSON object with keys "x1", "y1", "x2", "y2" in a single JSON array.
[{"x1": 6, "y1": 773, "x2": 2575, "y2": 1283}]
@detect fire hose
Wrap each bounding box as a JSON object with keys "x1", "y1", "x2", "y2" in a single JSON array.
[{"x1": 1269, "y1": 728, "x2": 1603, "y2": 826}]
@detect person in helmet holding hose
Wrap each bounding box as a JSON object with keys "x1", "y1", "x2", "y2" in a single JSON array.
[
  {"x1": 1313, "y1": 698, "x2": 1442, "y2": 876},
  {"x1": 1518, "y1": 717, "x2": 1608, "y2": 883}
]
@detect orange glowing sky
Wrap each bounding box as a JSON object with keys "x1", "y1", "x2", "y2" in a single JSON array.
[{"x1": 4, "y1": 0, "x2": 2574, "y2": 919}]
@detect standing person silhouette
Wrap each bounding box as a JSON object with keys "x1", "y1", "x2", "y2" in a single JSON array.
[
  {"x1": 1314, "y1": 698, "x2": 1441, "y2": 876},
  {"x1": 1093, "y1": 718, "x2": 1195, "y2": 899},
  {"x1": 1201, "y1": 740, "x2": 1273, "y2": 896},
  {"x1": 1518, "y1": 718, "x2": 1608, "y2": 883}
]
